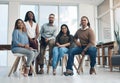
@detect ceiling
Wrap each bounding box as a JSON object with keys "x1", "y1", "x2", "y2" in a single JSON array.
[
  {"x1": 79, "y1": 0, "x2": 104, "y2": 5},
  {"x1": 0, "y1": 0, "x2": 104, "y2": 6},
  {"x1": 62, "y1": 0, "x2": 105, "y2": 6}
]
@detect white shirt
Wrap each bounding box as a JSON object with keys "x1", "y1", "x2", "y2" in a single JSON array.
[
  {"x1": 25, "y1": 21, "x2": 37, "y2": 38},
  {"x1": 80, "y1": 26, "x2": 89, "y2": 30}
]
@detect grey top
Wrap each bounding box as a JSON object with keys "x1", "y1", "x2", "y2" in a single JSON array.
[
  {"x1": 40, "y1": 23, "x2": 57, "y2": 40},
  {"x1": 55, "y1": 35, "x2": 74, "y2": 48}
]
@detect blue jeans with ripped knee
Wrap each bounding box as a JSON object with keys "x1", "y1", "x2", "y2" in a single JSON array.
[{"x1": 52, "y1": 46, "x2": 69, "y2": 69}]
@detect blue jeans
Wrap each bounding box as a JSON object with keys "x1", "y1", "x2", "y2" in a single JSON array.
[
  {"x1": 12, "y1": 47, "x2": 38, "y2": 67},
  {"x1": 66, "y1": 46, "x2": 97, "y2": 71},
  {"x1": 52, "y1": 46, "x2": 69, "y2": 69}
]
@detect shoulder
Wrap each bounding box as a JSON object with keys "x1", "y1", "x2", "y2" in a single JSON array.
[
  {"x1": 12, "y1": 29, "x2": 19, "y2": 36},
  {"x1": 69, "y1": 34, "x2": 73, "y2": 37},
  {"x1": 53, "y1": 24, "x2": 57, "y2": 28},
  {"x1": 87, "y1": 28, "x2": 95, "y2": 36},
  {"x1": 33, "y1": 21, "x2": 37, "y2": 25},
  {"x1": 87, "y1": 28, "x2": 94, "y2": 33},
  {"x1": 13, "y1": 29, "x2": 19, "y2": 33},
  {"x1": 69, "y1": 35, "x2": 74, "y2": 40},
  {"x1": 24, "y1": 21, "x2": 28, "y2": 25},
  {"x1": 76, "y1": 28, "x2": 81, "y2": 33},
  {"x1": 43, "y1": 23, "x2": 48, "y2": 26},
  {"x1": 42, "y1": 23, "x2": 48, "y2": 27}
]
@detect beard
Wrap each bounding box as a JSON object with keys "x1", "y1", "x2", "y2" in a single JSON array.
[{"x1": 49, "y1": 20, "x2": 54, "y2": 24}]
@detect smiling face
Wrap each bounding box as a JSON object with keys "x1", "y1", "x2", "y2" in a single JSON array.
[
  {"x1": 17, "y1": 20, "x2": 24, "y2": 29},
  {"x1": 81, "y1": 17, "x2": 88, "y2": 27},
  {"x1": 49, "y1": 14, "x2": 55, "y2": 24},
  {"x1": 62, "y1": 26, "x2": 67, "y2": 34},
  {"x1": 28, "y1": 12, "x2": 34, "y2": 20}
]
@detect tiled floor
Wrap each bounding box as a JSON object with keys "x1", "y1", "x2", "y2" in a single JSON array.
[{"x1": 0, "y1": 64, "x2": 120, "y2": 83}]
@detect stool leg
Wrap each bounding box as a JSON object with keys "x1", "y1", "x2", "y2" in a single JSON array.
[
  {"x1": 77, "y1": 55, "x2": 84, "y2": 74},
  {"x1": 30, "y1": 64, "x2": 36, "y2": 76},
  {"x1": 61, "y1": 55, "x2": 68, "y2": 75},
  {"x1": 35, "y1": 59, "x2": 39, "y2": 74},
  {"x1": 73, "y1": 55, "x2": 80, "y2": 74},
  {"x1": 13, "y1": 58, "x2": 20, "y2": 73},
  {"x1": 47, "y1": 60, "x2": 50, "y2": 74},
  {"x1": 110, "y1": 66, "x2": 113, "y2": 72},
  {"x1": 8, "y1": 57, "x2": 20, "y2": 77},
  {"x1": 62, "y1": 56, "x2": 65, "y2": 75},
  {"x1": 64, "y1": 56, "x2": 67, "y2": 67},
  {"x1": 19, "y1": 57, "x2": 26, "y2": 74}
]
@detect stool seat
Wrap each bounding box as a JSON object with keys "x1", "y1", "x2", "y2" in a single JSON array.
[{"x1": 13, "y1": 53, "x2": 24, "y2": 57}]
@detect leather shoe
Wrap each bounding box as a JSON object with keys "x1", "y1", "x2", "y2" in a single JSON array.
[
  {"x1": 53, "y1": 69, "x2": 56, "y2": 75},
  {"x1": 89, "y1": 68, "x2": 96, "y2": 75},
  {"x1": 63, "y1": 70, "x2": 74, "y2": 76}
]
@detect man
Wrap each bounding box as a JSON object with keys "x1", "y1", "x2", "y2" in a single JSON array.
[
  {"x1": 63, "y1": 16, "x2": 97, "y2": 76},
  {"x1": 37, "y1": 13, "x2": 57, "y2": 74}
]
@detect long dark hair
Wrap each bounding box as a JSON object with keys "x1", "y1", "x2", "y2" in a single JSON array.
[
  {"x1": 14, "y1": 19, "x2": 26, "y2": 32},
  {"x1": 24, "y1": 11, "x2": 36, "y2": 22},
  {"x1": 57, "y1": 24, "x2": 70, "y2": 37},
  {"x1": 80, "y1": 16, "x2": 90, "y2": 28}
]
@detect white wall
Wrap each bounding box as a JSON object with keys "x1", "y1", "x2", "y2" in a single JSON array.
[
  {"x1": 79, "y1": 4, "x2": 96, "y2": 30},
  {"x1": 2, "y1": 0, "x2": 96, "y2": 66},
  {"x1": 7, "y1": 1, "x2": 20, "y2": 66}
]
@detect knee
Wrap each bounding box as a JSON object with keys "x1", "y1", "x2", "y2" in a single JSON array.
[
  {"x1": 59, "y1": 48, "x2": 64, "y2": 53},
  {"x1": 29, "y1": 51, "x2": 35, "y2": 58},
  {"x1": 68, "y1": 48, "x2": 74, "y2": 57},
  {"x1": 49, "y1": 39, "x2": 55, "y2": 46},
  {"x1": 53, "y1": 47, "x2": 57, "y2": 51},
  {"x1": 88, "y1": 46, "x2": 97, "y2": 53},
  {"x1": 53, "y1": 47, "x2": 58, "y2": 53},
  {"x1": 70, "y1": 48, "x2": 76, "y2": 55},
  {"x1": 88, "y1": 47, "x2": 97, "y2": 57}
]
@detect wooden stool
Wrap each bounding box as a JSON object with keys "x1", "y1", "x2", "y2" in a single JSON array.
[{"x1": 8, "y1": 53, "x2": 36, "y2": 77}]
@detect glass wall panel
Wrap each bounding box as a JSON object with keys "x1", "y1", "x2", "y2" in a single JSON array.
[
  {"x1": 59, "y1": 6, "x2": 77, "y2": 35},
  {"x1": 0, "y1": 4, "x2": 8, "y2": 66},
  {"x1": 20, "y1": 5, "x2": 38, "y2": 22},
  {"x1": 39, "y1": 6, "x2": 58, "y2": 30}
]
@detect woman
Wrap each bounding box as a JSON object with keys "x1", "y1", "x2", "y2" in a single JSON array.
[
  {"x1": 11, "y1": 19, "x2": 37, "y2": 77},
  {"x1": 64, "y1": 16, "x2": 97, "y2": 76},
  {"x1": 52, "y1": 24, "x2": 73, "y2": 75},
  {"x1": 24, "y1": 11, "x2": 39, "y2": 50},
  {"x1": 24, "y1": 11, "x2": 39, "y2": 75}
]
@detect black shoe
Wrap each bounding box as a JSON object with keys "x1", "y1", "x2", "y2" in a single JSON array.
[
  {"x1": 63, "y1": 71, "x2": 74, "y2": 76},
  {"x1": 28, "y1": 73, "x2": 32, "y2": 76}
]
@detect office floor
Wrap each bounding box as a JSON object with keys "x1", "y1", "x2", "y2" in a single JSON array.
[{"x1": 0, "y1": 64, "x2": 120, "y2": 83}]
